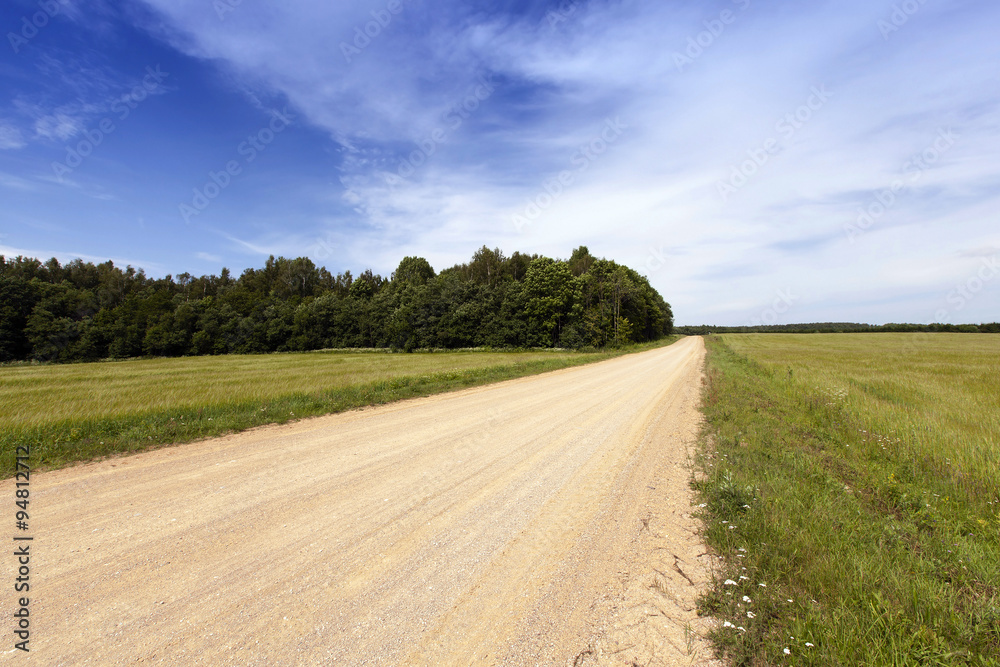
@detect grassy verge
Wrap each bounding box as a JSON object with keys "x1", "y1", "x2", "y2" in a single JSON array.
[
  {"x1": 694, "y1": 334, "x2": 999, "y2": 665},
  {"x1": 1, "y1": 338, "x2": 677, "y2": 475}
]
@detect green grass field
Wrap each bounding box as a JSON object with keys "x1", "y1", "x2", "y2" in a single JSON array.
[
  {"x1": 695, "y1": 333, "x2": 999, "y2": 665},
  {"x1": 1, "y1": 341, "x2": 677, "y2": 474}
]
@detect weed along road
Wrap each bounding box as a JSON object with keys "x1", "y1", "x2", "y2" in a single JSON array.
[{"x1": 13, "y1": 337, "x2": 716, "y2": 665}]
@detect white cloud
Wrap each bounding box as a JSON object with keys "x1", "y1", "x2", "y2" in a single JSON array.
[
  {"x1": 0, "y1": 171, "x2": 35, "y2": 190},
  {"x1": 4, "y1": 49, "x2": 172, "y2": 148},
  {"x1": 116, "y1": 1, "x2": 1000, "y2": 323},
  {"x1": 33, "y1": 112, "x2": 84, "y2": 140},
  {"x1": 195, "y1": 251, "x2": 223, "y2": 263},
  {"x1": 0, "y1": 123, "x2": 26, "y2": 150}
]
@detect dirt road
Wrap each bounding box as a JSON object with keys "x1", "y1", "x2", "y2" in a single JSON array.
[{"x1": 5, "y1": 336, "x2": 718, "y2": 666}]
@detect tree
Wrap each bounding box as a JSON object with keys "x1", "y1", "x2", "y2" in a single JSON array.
[
  {"x1": 468, "y1": 246, "x2": 506, "y2": 288},
  {"x1": 348, "y1": 269, "x2": 384, "y2": 300},
  {"x1": 391, "y1": 257, "x2": 435, "y2": 287},
  {"x1": 568, "y1": 246, "x2": 595, "y2": 276},
  {"x1": 0, "y1": 248, "x2": 673, "y2": 362},
  {"x1": 613, "y1": 316, "x2": 633, "y2": 347},
  {"x1": 0, "y1": 273, "x2": 36, "y2": 361},
  {"x1": 522, "y1": 257, "x2": 576, "y2": 347}
]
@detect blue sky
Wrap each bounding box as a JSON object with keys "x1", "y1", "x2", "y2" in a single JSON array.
[{"x1": 1, "y1": 0, "x2": 998, "y2": 325}]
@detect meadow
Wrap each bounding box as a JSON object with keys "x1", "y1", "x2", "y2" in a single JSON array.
[
  {"x1": 695, "y1": 333, "x2": 999, "y2": 665},
  {"x1": 1, "y1": 341, "x2": 675, "y2": 473}
]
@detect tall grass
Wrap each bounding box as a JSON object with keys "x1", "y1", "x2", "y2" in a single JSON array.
[
  {"x1": 1, "y1": 340, "x2": 677, "y2": 474},
  {"x1": 695, "y1": 334, "x2": 999, "y2": 665}
]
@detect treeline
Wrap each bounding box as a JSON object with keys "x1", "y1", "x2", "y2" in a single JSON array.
[
  {"x1": 676, "y1": 322, "x2": 1000, "y2": 335},
  {"x1": 0, "y1": 246, "x2": 673, "y2": 363}
]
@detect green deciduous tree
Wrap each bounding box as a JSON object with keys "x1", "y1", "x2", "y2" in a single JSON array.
[
  {"x1": 522, "y1": 257, "x2": 577, "y2": 347},
  {"x1": 0, "y1": 248, "x2": 672, "y2": 362}
]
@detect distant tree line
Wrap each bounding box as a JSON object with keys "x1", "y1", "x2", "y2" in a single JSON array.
[
  {"x1": 676, "y1": 322, "x2": 1000, "y2": 335},
  {"x1": 0, "y1": 246, "x2": 673, "y2": 363}
]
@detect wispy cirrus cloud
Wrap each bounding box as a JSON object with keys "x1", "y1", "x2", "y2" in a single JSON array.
[
  {"x1": 0, "y1": 123, "x2": 26, "y2": 149},
  {"x1": 0, "y1": 171, "x2": 35, "y2": 190},
  {"x1": 2, "y1": 47, "x2": 172, "y2": 148},
  {"x1": 1, "y1": 0, "x2": 998, "y2": 324},
  {"x1": 32, "y1": 111, "x2": 85, "y2": 140}
]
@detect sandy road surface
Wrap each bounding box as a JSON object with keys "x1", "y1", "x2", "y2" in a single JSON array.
[{"x1": 4, "y1": 336, "x2": 718, "y2": 666}]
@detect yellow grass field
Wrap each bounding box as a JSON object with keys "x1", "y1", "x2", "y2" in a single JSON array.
[
  {"x1": 696, "y1": 333, "x2": 999, "y2": 665},
  {"x1": 726, "y1": 333, "x2": 1000, "y2": 498},
  {"x1": 1, "y1": 349, "x2": 594, "y2": 428}
]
